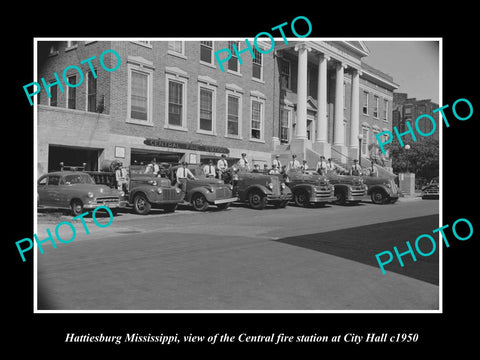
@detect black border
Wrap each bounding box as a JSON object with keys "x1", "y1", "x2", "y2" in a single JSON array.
[{"x1": 7, "y1": 6, "x2": 477, "y2": 354}]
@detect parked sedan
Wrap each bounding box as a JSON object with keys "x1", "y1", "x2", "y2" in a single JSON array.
[
  {"x1": 37, "y1": 171, "x2": 123, "y2": 216},
  {"x1": 421, "y1": 177, "x2": 439, "y2": 199}
]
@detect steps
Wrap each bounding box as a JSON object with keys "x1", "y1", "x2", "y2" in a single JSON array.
[{"x1": 272, "y1": 143, "x2": 396, "y2": 179}]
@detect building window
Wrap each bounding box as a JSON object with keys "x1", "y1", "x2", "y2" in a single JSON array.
[
  {"x1": 373, "y1": 96, "x2": 379, "y2": 118},
  {"x1": 251, "y1": 99, "x2": 264, "y2": 140},
  {"x1": 87, "y1": 70, "x2": 97, "y2": 112},
  {"x1": 227, "y1": 41, "x2": 240, "y2": 73},
  {"x1": 198, "y1": 86, "x2": 215, "y2": 133},
  {"x1": 127, "y1": 62, "x2": 153, "y2": 125},
  {"x1": 200, "y1": 41, "x2": 213, "y2": 65},
  {"x1": 280, "y1": 59, "x2": 291, "y2": 89},
  {"x1": 226, "y1": 93, "x2": 241, "y2": 137},
  {"x1": 362, "y1": 91, "x2": 369, "y2": 115},
  {"x1": 49, "y1": 83, "x2": 58, "y2": 107},
  {"x1": 280, "y1": 109, "x2": 290, "y2": 143},
  {"x1": 130, "y1": 70, "x2": 149, "y2": 120},
  {"x1": 383, "y1": 99, "x2": 388, "y2": 121},
  {"x1": 168, "y1": 80, "x2": 183, "y2": 127},
  {"x1": 67, "y1": 75, "x2": 76, "y2": 109},
  {"x1": 361, "y1": 127, "x2": 369, "y2": 155},
  {"x1": 252, "y1": 48, "x2": 263, "y2": 81},
  {"x1": 165, "y1": 75, "x2": 188, "y2": 129},
  {"x1": 168, "y1": 41, "x2": 185, "y2": 57}
]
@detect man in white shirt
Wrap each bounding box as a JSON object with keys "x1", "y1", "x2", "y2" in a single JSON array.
[
  {"x1": 350, "y1": 159, "x2": 362, "y2": 176},
  {"x1": 316, "y1": 156, "x2": 327, "y2": 175},
  {"x1": 301, "y1": 159, "x2": 308, "y2": 172},
  {"x1": 238, "y1": 153, "x2": 250, "y2": 170},
  {"x1": 272, "y1": 155, "x2": 281, "y2": 169},
  {"x1": 203, "y1": 160, "x2": 216, "y2": 178},
  {"x1": 287, "y1": 154, "x2": 301, "y2": 170},
  {"x1": 326, "y1": 158, "x2": 336, "y2": 174},
  {"x1": 217, "y1": 154, "x2": 229, "y2": 179},
  {"x1": 176, "y1": 162, "x2": 196, "y2": 192}
]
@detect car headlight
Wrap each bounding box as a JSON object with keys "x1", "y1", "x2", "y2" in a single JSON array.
[
  {"x1": 87, "y1": 192, "x2": 94, "y2": 198},
  {"x1": 175, "y1": 187, "x2": 182, "y2": 194},
  {"x1": 148, "y1": 180, "x2": 158, "y2": 186},
  {"x1": 119, "y1": 191, "x2": 125, "y2": 197},
  {"x1": 227, "y1": 184, "x2": 233, "y2": 190},
  {"x1": 207, "y1": 186, "x2": 214, "y2": 193},
  {"x1": 267, "y1": 182, "x2": 274, "y2": 190},
  {"x1": 157, "y1": 188, "x2": 163, "y2": 194},
  {"x1": 280, "y1": 183, "x2": 286, "y2": 190},
  {"x1": 386, "y1": 183, "x2": 391, "y2": 188}
]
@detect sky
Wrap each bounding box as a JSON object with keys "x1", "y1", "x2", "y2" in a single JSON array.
[{"x1": 363, "y1": 40, "x2": 440, "y2": 104}]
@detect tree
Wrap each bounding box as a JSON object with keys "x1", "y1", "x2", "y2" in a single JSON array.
[{"x1": 386, "y1": 137, "x2": 439, "y2": 181}]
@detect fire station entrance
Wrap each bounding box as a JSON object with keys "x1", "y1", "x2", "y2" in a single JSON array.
[{"x1": 48, "y1": 145, "x2": 102, "y2": 172}]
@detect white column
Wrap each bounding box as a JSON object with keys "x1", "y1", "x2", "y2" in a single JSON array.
[
  {"x1": 294, "y1": 43, "x2": 311, "y2": 140},
  {"x1": 316, "y1": 53, "x2": 329, "y2": 142},
  {"x1": 333, "y1": 62, "x2": 345, "y2": 146},
  {"x1": 349, "y1": 69, "x2": 361, "y2": 148}
]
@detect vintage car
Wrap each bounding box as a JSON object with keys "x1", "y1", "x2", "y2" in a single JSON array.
[
  {"x1": 360, "y1": 175, "x2": 400, "y2": 204},
  {"x1": 87, "y1": 165, "x2": 184, "y2": 215},
  {"x1": 283, "y1": 169, "x2": 336, "y2": 207},
  {"x1": 37, "y1": 171, "x2": 123, "y2": 216},
  {"x1": 227, "y1": 169, "x2": 292, "y2": 210},
  {"x1": 169, "y1": 165, "x2": 238, "y2": 211},
  {"x1": 326, "y1": 174, "x2": 367, "y2": 205},
  {"x1": 421, "y1": 177, "x2": 439, "y2": 199}
]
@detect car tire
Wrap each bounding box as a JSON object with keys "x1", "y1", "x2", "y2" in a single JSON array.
[
  {"x1": 192, "y1": 193, "x2": 209, "y2": 211},
  {"x1": 133, "y1": 193, "x2": 151, "y2": 215},
  {"x1": 248, "y1": 190, "x2": 267, "y2": 210},
  {"x1": 294, "y1": 190, "x2": 309, "y2": 207},
  {"x1": 371, "y1": 190, "x2": 387, "y2": 204},
  {"x1": 164, "y1": 204, "x2": 177, "y2": 213},
  {"x1": 71, "y1": 199, "x2": 84, "y2": 216}
]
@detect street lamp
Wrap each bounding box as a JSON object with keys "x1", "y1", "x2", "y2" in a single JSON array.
[
  {"x1": 357, "y1": 134, "x2": 363, "y2": 166},
  {"x1": 405, "y1": 144, "x2": 411, "y2": 173}
]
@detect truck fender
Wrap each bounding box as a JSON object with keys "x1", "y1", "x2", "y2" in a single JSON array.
[{"x1": 245, "y1": 184, "x2": 269, "y2": 196}]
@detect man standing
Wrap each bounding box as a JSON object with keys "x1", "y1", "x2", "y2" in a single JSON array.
[
  {"x1": 326, "y1": 158, "x2": 336, "y2": 174},
  {"x1": 287, "y1": 154, "x2": 301, "y2": 170},
  {"x1": 217, "y1": 154, "x2": 229, "y2": 179},
  {"x1": 176, "y1": 162, "x2": 196, "y2": 192},
  {"x1": 238, "y1": 153, "x2": 250, "y2": 170},
  {"x1": 203, "y1": 159, "x2": 216, "y2": 178},
  {"x1": 272, "y1": 155, "x2": 281, "y2": 169},
  {"x1": 350, "y1": 159, "x2": 362, "y2": 176},
  {"x1": 301, "y1": 159, "x2": 309, "y2": 172},
  {"x1": 316, "y1": 156, "x2": 327, "y2": 175}
]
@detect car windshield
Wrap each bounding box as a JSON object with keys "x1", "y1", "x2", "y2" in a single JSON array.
[{"x1": 63, "y1": 174, "x2": 95, "y2": 185}]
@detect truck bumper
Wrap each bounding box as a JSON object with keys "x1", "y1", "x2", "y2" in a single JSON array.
[
  {"x1": 267, "y1": 194, "x2": 292, "y2": 202},
  {"x1": 213, "y1": 197, "x2": 238, "y2": 205},
  {"x1": 311, "y1": 194, "x2": 337, "y2": 203}
]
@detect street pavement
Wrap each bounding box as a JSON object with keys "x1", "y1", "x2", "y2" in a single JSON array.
[{"x1": 36, "y1": 197, "x2": 440, "y2": 311}]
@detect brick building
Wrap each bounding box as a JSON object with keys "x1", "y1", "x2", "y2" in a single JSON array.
[
  {"x1": 36, "y1": 40, "x2": 398, "y2": 176},
  {"x1": 392, "y1": 93, "x2": 439, "y2": 141}
]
